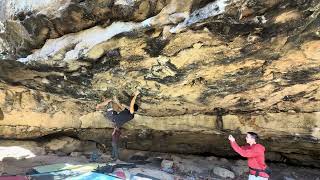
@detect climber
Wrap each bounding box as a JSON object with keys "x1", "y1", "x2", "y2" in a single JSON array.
[
  {"x1": 111, "y1": 126, "x2": 121, "y2": 160},
  {"x1": 96, "y1": 91, "x2": 140, "y2": 127},
  {"x1": 228, "y1": 132, "x2": 270, "y2": 180}
]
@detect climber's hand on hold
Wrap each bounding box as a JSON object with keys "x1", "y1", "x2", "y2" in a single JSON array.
[
  {"x1": 134, "y1": 90, "x2": 140, "y2": 97},
  {"x1": 228, "y1": 135, "x2": 235, "y2": 142}
]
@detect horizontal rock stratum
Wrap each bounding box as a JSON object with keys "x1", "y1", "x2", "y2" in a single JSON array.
[{"x1": 0, "y1": 0, "x2": 320, "y2": 167}]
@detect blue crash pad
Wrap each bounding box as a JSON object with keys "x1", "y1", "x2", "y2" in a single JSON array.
[{"x1": 68, "y1": 172, "x2": 122, "y2": 180}]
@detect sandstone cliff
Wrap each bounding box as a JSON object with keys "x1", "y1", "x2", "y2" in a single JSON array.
[{"x1": 0, "y1": 0, "x2": 319, "y2": 167}]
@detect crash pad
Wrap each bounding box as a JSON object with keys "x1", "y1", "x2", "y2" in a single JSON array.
[
  {"x1": 31, "y1": 163, "x2": 103, "y2": 174},
  {"x1": 67, "y1": 172, "x2": 122, "y2": 180},
  {"x1": 113, "y1": 168, "x2": 128, "y2": 180},
  {"x1": 0, "y1": 176, "x2": 28, "y2": 180},
  {"x1": 132, "y1": 173, "x2": 161, "y2": 180},
  {"x1": 27, "y1": 170, "x2": 82, "y2": 180},
  {"x1": 32, "y1": 163, "x2": 78, "y2": 173}
]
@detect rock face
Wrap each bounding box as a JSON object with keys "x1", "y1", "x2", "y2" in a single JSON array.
[
  {"x1": 213, "y1": 167, "x2": 235, "y2": 179},
  {"x1": 0, "y1": 0, "x2": 320, "y2": 167}
]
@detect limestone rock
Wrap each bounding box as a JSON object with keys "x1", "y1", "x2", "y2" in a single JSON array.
[
  {"x1": 70, "y1": 152, "x2": 82, "y2": 157},
  {"x1": 231, "y1": 165, "x2": 249, "y2": 176},
  {"x1": 235, "y1": 160, "x2": 247, "y2": 167},
  {"x1": 45, "y1": 137, "x2": 97, "y2": 153},
  {"x1": 0, "y1": 140, "x2": 45, "y2": 160},
  {"x1": 266, "y1": 152, "x2": 283, "y2": 162},
  {"x1": 213, "y1": 167, "x2": 235, "y2": 179},
  {"x1": 284, "y1": 177, "x2": 296, "y2": 180},
  {"x1": 100, "y1": 153, "x2": 112, "y2": 162},
  {"x1": 0, "y1": 0, "x2": 320, "y2": 168},
  {"x1": 172, "y1": 155, "x2": 211, "y2": 174},
  {"x1": 161, "y1": 159, "x2": 174, "y2": 169},
  {"x1": 0, "y1": 0, "x2": 164, "y2": 57},
  {"x1": 219, "y1": 158, "x2": 229, "y2": 164},
  {"x1": 44, "y1": 137, "x2": 82, "y2": 154},
  {"x1": 129, "y1": 168, "x2": 175, "y2": 180},
  {"x1": 0, "y1": 107, "x2": 3, "y2": 120},
  {"x1": 206, "y1": 156, "x2": 218, "y2": 161}
]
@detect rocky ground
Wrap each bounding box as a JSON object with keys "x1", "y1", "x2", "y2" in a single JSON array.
[{"x1": 0, "y1": 139, "x2": 319, "y2": 180}]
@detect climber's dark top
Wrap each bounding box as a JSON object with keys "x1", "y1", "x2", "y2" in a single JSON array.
[{"x1": 105, "y1": 108, "x2": 134, "y2": 127}]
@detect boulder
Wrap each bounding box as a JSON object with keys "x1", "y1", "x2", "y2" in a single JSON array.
[
  {"x1": 44, "y1": 137, "x2": 82, "y2": 154},
  {"x1": 231, "y1": 165, "x2": 249, "y2": 176},
  {"x1": 213, "y1": 167, "x2": 235, "y2": 179}
]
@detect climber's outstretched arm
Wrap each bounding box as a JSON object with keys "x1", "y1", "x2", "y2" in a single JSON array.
[
  {"x1": 96, "y1": 98, "x2": 112, "y2": 110},
  {"x1": 129, "y1": 91, "x2": 140, "y2": 114},
  {"x1": 112, "y1": 96, "x2": 126, "y2": 111}
]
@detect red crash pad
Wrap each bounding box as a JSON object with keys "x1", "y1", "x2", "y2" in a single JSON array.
[{"x1": 0, "y1": 176, "x2": 28, "y2": 180}]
